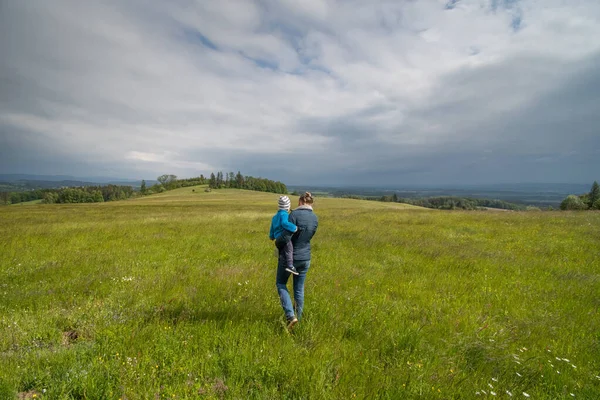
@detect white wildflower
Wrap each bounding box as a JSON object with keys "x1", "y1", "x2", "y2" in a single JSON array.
[
  {"x1": 492, "y1": 377, "x2": 498, "y2": 382},
  {"x1": 562, "y1": 358, "x2": 570, "y2": 362},
  {"x1": 516, "y1": 372, "x2": 522, "y2": 377},
  {"x1": 570, "y1": 394, "x2": 575, "y2": 397},
  {"x1": 491, "y1": 391, "x2": 497, "y2": 396},
  {"x1": 557, "y1": 370, "x2": 560, "y2": 374},
  {"x1": 482, "y1": 390, "x2": 487, "y2": 394},
  {"x1": 571, "y1": 364, "x2": 577, "y2": 369},
  {"x1": 507, "y1": 390, "x2": 513, "y2": 396},
  {"x1": 489, "y1": 383, "x2": 494, "y2": 389},
  {"x1": 556, "y1": 357, "x2": 561, "y2": 361},
  {"x1": 476, "y1": 392, "x2": 481, "y2": 396},
  {"x1": 523, "y1": 392, "x2": 530, "y2": 397}
]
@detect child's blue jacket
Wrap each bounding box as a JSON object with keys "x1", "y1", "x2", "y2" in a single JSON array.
[{"x1": 269, "y1": 210, "x2": 297, "y2": 240}]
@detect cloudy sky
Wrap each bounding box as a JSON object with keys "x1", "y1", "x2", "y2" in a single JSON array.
[{"x1": 1, "y1": 0, "x2": 599, "y2": 185}]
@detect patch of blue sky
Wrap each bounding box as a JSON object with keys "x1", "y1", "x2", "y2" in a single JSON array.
[
  {"x1": 288, "y1": 64, "x2": 332, "y2": 76},
  {"x1": 512, "y1": 14, "x2": 522, "y2": 31},
  {"x1": 488, "y1": 0, "x2": 523, "y2": 32},
  {"x1": 239, "y1": 52, "x2": 279, "y2": 71},
  {"x1": 445, "y1": 0, "x2": 460, "y2": 10},
  {"x1": 182, "y1": 28, "x2": 218, "y2": 50},
  {"x1": 469, "y1": 46, "x2": 481, "y2": 56}
]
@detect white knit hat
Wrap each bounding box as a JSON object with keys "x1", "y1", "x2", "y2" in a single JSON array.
[{"x1": 278, "y1": 195, "x2": 291, "y2": 210}]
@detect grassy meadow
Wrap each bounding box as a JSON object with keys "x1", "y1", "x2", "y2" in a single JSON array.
[{"x1": 1, "y1": 186, "x2": 599, "y2": 399}]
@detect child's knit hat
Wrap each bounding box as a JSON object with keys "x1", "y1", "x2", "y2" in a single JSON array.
[{"x1": 278, "y1": 196, "x2": 291, "y2": 210}]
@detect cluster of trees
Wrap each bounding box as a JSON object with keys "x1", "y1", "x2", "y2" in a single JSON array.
[
  {"x1": 142, "y1": 171, "x2": 287, "y2": 195},
  {"x1": 43, "y1": 189, "x2": 103, "y2": 204},
  {"x1": 363, "y1": 194, "x2": 526, "y2": 210},
  {"x1": 140, "y1": 175, "x2": 211, "y2": 195},
  {"x1": 203, "y1": 171, "x2": 287, "y2": 194},
  {"x1": 1, "y1": 185, "x2": 137, "y2": 205},
  {"x1": 560, "y1": 181, "x2": 600, "y2": 210},
  {"x1": 43, "y1": 185, "x2": 135, "y2": 204},
  {"x1": 0, "y1": 189, "x2": 46, "y2": 205},
  {"x1": 208, "y1": 171, "x2": 245, "y2": 189},
  {"x1": 176, "y1": 176, "x2": 208, "y2": 188}
]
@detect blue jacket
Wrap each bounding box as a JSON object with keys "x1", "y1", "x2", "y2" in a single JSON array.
[
  {"x1": 276, "y1": 206, "x2": 318, "y2": 261},
  {"x1": 269, "y1": 209, "x2": 297, "y2": 240}
]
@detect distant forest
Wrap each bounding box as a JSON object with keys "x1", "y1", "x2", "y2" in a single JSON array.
[
  {"x1": 0, "y1": 171, "x2": 287, "y2": 205},
  {"x1": 383, "y1": 195, "x2": 529, "y2": 210},
  {"x1": 341, "y1": 194, "x2": 529, "y2": 211}
]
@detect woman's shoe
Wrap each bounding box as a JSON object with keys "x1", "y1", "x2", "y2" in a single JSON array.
[{"x1": 287, "y1": 317, "x2": 298, "y2": 330}]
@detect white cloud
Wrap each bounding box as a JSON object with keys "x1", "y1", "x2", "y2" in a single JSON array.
[{"x1": 1, "y1": 0, "x2": 599, "y2": 183}]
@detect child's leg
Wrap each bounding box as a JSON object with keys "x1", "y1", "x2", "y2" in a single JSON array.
[
  {"x1": 281, "y1": 240, "x2": 294, "y2": 268},
  {"x1": 275, "y1": 228, "x2": 294, "y2": 249}
]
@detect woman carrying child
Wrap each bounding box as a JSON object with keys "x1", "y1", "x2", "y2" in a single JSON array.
[{"x1": 272, "y1": 192, "x2": 318, "y2": 329}]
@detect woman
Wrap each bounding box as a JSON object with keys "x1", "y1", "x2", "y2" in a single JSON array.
[{"x1": 275, "y1": 192, "x2": 318, "y2": 329}]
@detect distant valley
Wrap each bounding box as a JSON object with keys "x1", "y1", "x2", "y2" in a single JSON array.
[{"x1": 288, "y1": 183, "x2": 592, "y2": 207}]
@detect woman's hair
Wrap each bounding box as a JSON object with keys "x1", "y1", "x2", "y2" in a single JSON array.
[{"x1": 299, "y1": 192, "x2": 314, "y2": 205}]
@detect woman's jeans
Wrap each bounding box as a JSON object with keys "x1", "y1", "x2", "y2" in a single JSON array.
[{"x1": 276, "y1": 258, "x2": 311, "y2": 321}]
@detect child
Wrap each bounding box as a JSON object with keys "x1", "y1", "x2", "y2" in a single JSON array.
[{"x1": 269, "y1": 195, "x2": 299, "y2": 275}]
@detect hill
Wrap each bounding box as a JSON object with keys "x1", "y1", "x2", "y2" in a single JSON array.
[{"x1": 0, "y1": 187, "x2": 599, "y2": 398}]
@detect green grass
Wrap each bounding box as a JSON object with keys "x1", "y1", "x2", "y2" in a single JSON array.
[{"x1": 1, "y1": 186, "x2": 599, "y2": 399}]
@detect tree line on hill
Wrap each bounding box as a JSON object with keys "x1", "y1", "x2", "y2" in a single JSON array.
[
  {"x1": 141, "y1": 172, "x2": 287, "y2": 195},
  {"x1": 0, "y1": 185, "x2": 136, "y2": 205},
  {"x1": 560, "y1": 181, "x2": 600, "y2": 210}
]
